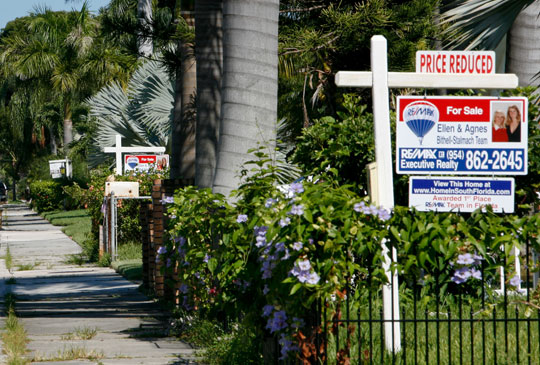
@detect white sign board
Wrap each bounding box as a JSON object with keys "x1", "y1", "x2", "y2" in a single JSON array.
[
  {"x1": 396, "y1": 96, "x2": 528, "y2": 175},
  {"x1": 409, "y1": 176, "x2": 514, "y2": 213},
  {"x1": 49, "y1": 159, "x2": 72, "y2": 179},
  {"x1": 124, "y1": 155, "x2": 169, "y2": 174},
  {"x1": 416, "y1": 51, "x2": 495, "y2": 74}
]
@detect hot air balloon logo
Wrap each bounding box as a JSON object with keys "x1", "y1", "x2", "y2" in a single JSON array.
[{"x1": 403, "y1": 101, "x2": 439, "y2": 145}]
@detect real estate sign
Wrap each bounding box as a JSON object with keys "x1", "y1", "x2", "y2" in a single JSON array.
[
  {"x1": 416, "y1": 51, "x2": 495, "y2": 74},
  {"x1": 396, "y1": 96, "x2": 528, "y2": 175},
  {"x1": 409, "y1": 176, "x2": 514, "y2": 213},
  {"x1": 124, "y1": 154, "x2": 169, "y2": 174}
]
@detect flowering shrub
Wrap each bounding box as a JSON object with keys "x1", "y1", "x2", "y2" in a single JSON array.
[{"x1": 158, "y1": 154, "x2": 391, "y2": 361}]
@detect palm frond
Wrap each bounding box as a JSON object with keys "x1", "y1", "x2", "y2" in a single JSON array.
[
  {"x1": 441, "y1": 0, "x2": 534, "y2": 50},
  {"x1": 86, "y1": 59, "x2": 173, "y2": 166}
]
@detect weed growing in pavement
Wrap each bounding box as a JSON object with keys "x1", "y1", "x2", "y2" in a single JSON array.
[
  {"x1": 61, "y1": 327, "x2": 98, "y2": 341},
  {"x1": 15, "y1": 263, "x2": 35, "y2": 271},
  {"x1": 32, "y1": 346, "x2": 104, "y2": 362},
  {"x1": 1, "y1": 293, "x2": 29, "y2": 364}
]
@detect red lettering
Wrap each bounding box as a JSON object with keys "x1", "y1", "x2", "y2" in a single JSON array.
[
  {"x1": 486, "y1": 55, "x2": 493, "y2": 73},
  {"x1": 426, "y1": 55, "x2": 432, "y2": 72},
  {"x1": 420, "y1": 54, "x2": 426, "y2": 72},
  {"x1": 449, "y1": 55, "x2": 455, "y2": 72}
]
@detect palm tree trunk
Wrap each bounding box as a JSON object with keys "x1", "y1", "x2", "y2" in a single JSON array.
[
  {"x1": 138, "y1": 0, "x2": 153, "y2": 57},
  {"x1": 63, "y1": 101, "x2": 73, "y2": 149},
  {"x1": 507, "y1": 0, "x2": 540, "y2": 86},
  {"x1": 170, "y1": 39, "x2": 197, "y2": 179},
  {"x1": 212, "y1": 0, "x2": 279, "y2": 196},
  {"x1": 195, "y1": 0, "x2": 223, "y2": 189}
]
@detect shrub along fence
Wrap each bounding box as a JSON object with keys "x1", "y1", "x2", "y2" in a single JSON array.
[{"x1": 137, "y1": 159, "x2": 540, "y2": 363}]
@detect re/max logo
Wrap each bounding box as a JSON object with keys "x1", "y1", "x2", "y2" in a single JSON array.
[{"x1": 400, "y1": 148, "x2": 437, "y2": 159}]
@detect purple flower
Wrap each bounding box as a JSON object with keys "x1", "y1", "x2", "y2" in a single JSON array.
[
  {"x1": 179, "y1": 284, "x2": 189, "y2": 294},
  {"x1": 292, "y1": 241, "x2": 303, "y2": 251},
  {"x1": 281, "y1": 248, "x2": 290, "y2": 261},
  {"x1": 298, "y1": 259, "x2": 311, "y2": 271},
  {"x1": 279, "y1": 217, "x2": 291, "y2": 227},
  {"x1": 262, "y1": 304, "x2": 274, "y2": 317},
  {"x1": 510, "y1": 275, "x2": 521, "y2": 287},
  {"x1": 157, "y1": 246, "x2": 167, "y2": 255},
  {"x1": 279, "y1": 334, "x2": 299, "y2": 360},
  {"x1": 456, "y1": 253, "x2": 475, "y2": 265},
  {"x1": 237, "y1": 214, "x2": 248, "y2": 223},
  {"x1": 275, "y1": 242, "x2": 285, "y2": 252},
  {"x1": 263, "y1": 285, "x2": 270, "y2": 295},
  {"x1": 377, "y1": 208, "x2": 391, "y2": 221},
  {"x1": 470, "y1": 268, "x2": 482, "y2": 280},
  {"x1": 265, "y1": 198, "x2": 277, "y2": 208},
  {"x1": 266, "y1": 310, "x2": 288, "y2": 333},
  {"x1": 161, "y1": 196, "x2": 175, "y2": 204},
  {"x1": 289, "y1": 204, "x2": 304, "y2": 216},
  {"x1": 166, "y1": 258, "x2": 172, "y2": 268},
  {"x1": 289, "y1": 182, "x2": 304, "y2": 195},
  {"x1": 255, "y1": 235, "x2": 267, "y2": 248},
  {"x1": 307, "y1": 272, "x2": 320, "y2": 285},
  {"x1": 174, "y1": 236, "x2": 186, "y2": 245},
  {"x1": 203, "y1": 254, "x2": 211, "y2": 263},
  {"x1": 451, "y1": 267, "x2": 472, "y2": 284}
]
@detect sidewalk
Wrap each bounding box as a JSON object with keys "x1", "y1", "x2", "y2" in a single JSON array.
[{"x1": 0, "y1": 204, "x2": 197, "y2": 364}]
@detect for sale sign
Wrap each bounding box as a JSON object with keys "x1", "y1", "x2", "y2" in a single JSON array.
[
  {"x1": 124, "y1": 155, "x2": 169, "y2": 173},
  {"x1": 409, "y1": 176, "x2": 514, "y2": 213},
  {"x1": 396, "y1": 96, "x2": 528, "y2": 175},
  {"x1": 416, "y1": 51, "x2": 495, "y2": 74}
]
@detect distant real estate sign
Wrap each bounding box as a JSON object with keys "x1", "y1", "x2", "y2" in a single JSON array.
[
  {"x1": 396, "y1": 96, "x2": 528, "y2": 175},
  {"x1": 416, "y1": 51, "x2": 495, "y2": 74},
  {"x1": 124, "y1": 155, "x2": 169, "y2": 174},
  {"x1": 409, "y1": 176, "x2": 515, "y2": 213}
]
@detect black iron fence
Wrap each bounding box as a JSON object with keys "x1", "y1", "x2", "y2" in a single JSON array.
[{"x1": 308, "y1": 239, "x2": 540, "y2": 364}]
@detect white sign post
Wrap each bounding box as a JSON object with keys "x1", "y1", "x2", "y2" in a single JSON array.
[
  {"x1": 335, "y1": 35, "x2": 518, "y2": 353},
  {"x1": 103, "y1": 135, "x2": 166, "y2": 175}
]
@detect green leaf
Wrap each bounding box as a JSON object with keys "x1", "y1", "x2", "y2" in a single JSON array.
[{"x1": 290, "y1": 283, "x2": 302, "y2": 295}]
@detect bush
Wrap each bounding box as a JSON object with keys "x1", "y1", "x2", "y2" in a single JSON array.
[{"x1": 29, "y1": 180, "x2": 64, "y2": 212}]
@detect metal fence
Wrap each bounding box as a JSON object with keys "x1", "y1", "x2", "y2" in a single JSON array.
[{"x1": 308, "y1": 238, "x2": 540, "y2": 364}]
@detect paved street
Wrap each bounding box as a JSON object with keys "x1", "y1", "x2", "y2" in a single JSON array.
[{"x1": 0, "y1": 204, "x2": 197, "y2": 364}]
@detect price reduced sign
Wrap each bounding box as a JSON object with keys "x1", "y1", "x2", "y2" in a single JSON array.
[{"x1": 396, "y1": 96, "x2": 528, "y2": 175}]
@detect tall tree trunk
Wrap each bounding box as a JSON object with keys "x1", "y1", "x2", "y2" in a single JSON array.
[
  {"x1": 212, "y1": 0, "x2": 279, "y2": 196},
  {"x1": 195, "y1": 0, "x2": 223, "y2": 188},
  {"x1": 138, "y1": 0, "x2": 153, "y2": 57},
  {"x1": 170, "y1": 38, "x2": 197, "y2": 179},
  {"x1": 63, "y1": 101, "x2": 73, "y2": 149},
  {"x1": 507, "y1": 0, "x2": 540, "y2": 86}
]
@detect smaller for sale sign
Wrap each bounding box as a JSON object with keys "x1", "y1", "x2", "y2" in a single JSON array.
[
  {"x1": 409, "y1": 177, "x2": 515, "y2": 213},
  {"x1": 124, "y1": 155, "x2": 169, "y2": 173},
  {"x1": 396, "y1": 96, "x2": 528, "y2": 175}
]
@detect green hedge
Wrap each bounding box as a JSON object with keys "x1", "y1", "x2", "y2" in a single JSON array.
[{"x1": 29, "y1": 180, "x2": 64, "y2": 212}]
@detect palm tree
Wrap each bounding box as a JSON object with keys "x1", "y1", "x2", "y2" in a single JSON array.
[
  {"x1": 194, "y1": 0, "x2": 223, "y2": 189},
  {"x1": 441, "y1": 0, "x2": 537, "y2": 86},
  {"x1": 0, "y1": 3, "x2": 132, "y2": 151},
  {"x1": 211, "y1": 0, "x2": 279, "y2": 196}
]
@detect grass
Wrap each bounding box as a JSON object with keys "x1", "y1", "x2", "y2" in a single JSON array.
[
  {"x1": 32, "y1": 347, "x2": 104, "y2": 362},
  {"x1": 1, "y1": 294, "x2": 29, "y2": 365},
  {"x1": 61, "y1": 326, "x2": 98, "y2": 341},
  {"x1": 15, "y1": 263, "x2": 35, "y2": 271},
  {"x1": 111, "y1": 242, "x2": 143, "y2": 281},
  {"x1": 4, "y1": 246, "x2": 13, "y2": 271},
  {"x1": 41, "y1": 209, "x2": 91, "y2": 247}
]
